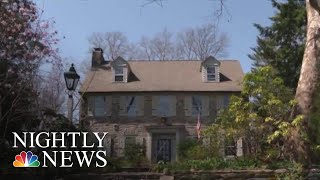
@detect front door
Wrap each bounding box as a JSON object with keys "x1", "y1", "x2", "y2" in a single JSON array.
[
  {"x1": 152, "y1": 133, "x2": 176, "y2": 162},
  {"x1": 156, "y1": 139, "x2": 171, "y2": 162}
]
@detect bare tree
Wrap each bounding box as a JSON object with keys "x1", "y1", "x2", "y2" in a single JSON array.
[
  {"x1": 139, "y1": 36, "x2": 155, "y2": 60},
  {"x1": 138, "y1": 29, "x2": 176, "y2": 60},
  {"x1": 88, "y1": 31, "x2": 130, "y2": 60},
  {"x1": 126, "y1": 43, "x2": 144, "y2": 60},
  {"x1": 105, "y1": 32, "x2": 129, "y2": 60},
  {"x1": 150, "y1": 29, "x2": 176, "y2": 60},
  {"x1": 176, "y1": 29, "x2": 196, "y2": 60},
  {"x1": 177, "y1": 24, "x2": 228, "y2": 60},
  {"x1": 88, "y1": 32, "x2": 106, "y2": 50},
  {"x1": 89, "y1": 25, "x2": 228, "y2": 61},
  {"x1": 36, "y1": 64, "x2": 65, "y2": 114}
]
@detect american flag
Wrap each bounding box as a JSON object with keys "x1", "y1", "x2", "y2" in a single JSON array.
[{"x1": 196, "y1": 111, "x2": 201, "y2": 139}]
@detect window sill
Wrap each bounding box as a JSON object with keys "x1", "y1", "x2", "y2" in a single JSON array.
[
  {"x1": 225, "y1": 155, "x2": 236, "y2": 159},
  {"x1": 113, "y1": 81, "x2": 126, "y2": 83},
  {"x1": 86, "y1": 115, "x2": 109, "y2": 120}
]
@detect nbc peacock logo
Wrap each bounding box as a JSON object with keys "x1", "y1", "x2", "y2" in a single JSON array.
[{"x1": 13, "y1": 151, "x2": 40, "y2": 167}]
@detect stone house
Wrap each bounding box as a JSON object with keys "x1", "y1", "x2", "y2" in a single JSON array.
[{"x1": 79, "y1": 48, "x2": 244, "y2": 162}]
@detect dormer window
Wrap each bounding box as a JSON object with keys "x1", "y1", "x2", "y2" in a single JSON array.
[
  {"x1": 114, "y1": 66, "x2": 124, "y2": 82},
  {"x1": 207, "y1": 66, "x2": 216, "y2": 81},
  {"x1": 201, "y1": 56, "x2": 221, "y2": 82},
  {"x1": 111, "y1": 56, "x2": 130, "y2": 83}
]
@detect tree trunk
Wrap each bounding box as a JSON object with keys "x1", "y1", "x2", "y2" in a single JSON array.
[{"x1": 292, "y1": 0, "x2": 320, "y2": 165}]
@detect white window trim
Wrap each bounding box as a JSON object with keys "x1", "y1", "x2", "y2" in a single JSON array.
[
  {"x1": 207, "y1": 66, "x2": 216, "y2": 82},
  {"x1": 191, "y1": 96, "x2": 202, "y2": 116},
  {"x1": 114, "y1": 66, "x2": 124, "y2": 82}
]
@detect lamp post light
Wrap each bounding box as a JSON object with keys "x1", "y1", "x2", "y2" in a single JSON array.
[{"x1": 64, "y1": 64, "x2": 80, "y2": 124}]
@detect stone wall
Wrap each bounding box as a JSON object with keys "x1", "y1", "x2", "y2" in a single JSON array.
[
  {"x1": 3, "y1": 169, "x2": 320, "y2": 180},
  {"x1": 81, "y1": 92, "x2": 239, "y2": 123},
  {"x1": 80, "y1": 92, "x2": 240, "y2": 160}
]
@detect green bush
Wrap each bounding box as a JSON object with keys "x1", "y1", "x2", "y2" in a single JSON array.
[
  {"x1": 185, "y1": 144, "x2": 208, "y2": 160},
  {"x1": 123, "y1": 143, "x2": 147, "y2": 166},
  {"x1": 276, "y1": 163, "x2": 304, "y2": 180},
  {"x1": 177, "y1": 138, "x2": 199, "y2": 159},
  {"x1": 177, "y1": 138, "x2": 222, "y2": 161},
  {"x1": 152, "y1": 157, "x2": 260, "y2": 172},
  {"x1": 266, "y1": 160, "x2": 294, "y2": 170}
]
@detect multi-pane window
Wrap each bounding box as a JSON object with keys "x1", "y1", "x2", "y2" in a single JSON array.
[
  {"x1": 126, "y1": 96, "x2": 137, "y2": 116},
  {"x1": 185, "y1": 95, "x2": 209, "y2": 117},
  {"x1": 207, "y1": 66, "x2": 216, "y2": 81},
  {"x1": 125, "y1": 136, "x2": 136, "y2": 149},
  {"x1": 88, "y1": 96, "x2": 106, "y2": 117},
  {"x1": 114, "y1": 66, "x2": 124, "y2": 82},
  {"x1": 120, "y1": 96, "x2": 144, "y2": 117},
  {"x1": 158, "y1": 96, "x2": 171, "y2": 117},
  {"x1": 152, "y1": 96, "x2": 176, "y2": 117},
  {"x1": 225, "y1": 138, "x2": 236, "y2": 156},
  {"x1": 192, "y1": 96, "x2": 202, "y2": 116},
  {"x1": 223, "y1": 95, "x2": 230, "y2": 108}
]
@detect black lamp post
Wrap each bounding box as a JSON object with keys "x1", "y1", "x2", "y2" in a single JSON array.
[{"x1": 64, "y1": 63, "x2": 80, "y2": 124}]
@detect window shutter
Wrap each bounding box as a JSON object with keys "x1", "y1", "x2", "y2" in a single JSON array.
[
  {"x1": 106, "y1": 96, "x2": 112, "y2": 116},
  {"x1": 184, "y1": 96, "x2": 192, "y2": 116},
  {"x1": 104, "y1": 136, "x2": 111, "y2": 156},
  {"x1": 202, "y1": 96, "x2": 209, "y2": 116},
  {"x1": 88, "y1": 96, "x2": 94, "y2": 116},
  {"x1": 216, "y1": 95, "x2": 224, "y2": 111},
  {"x1": 137, "y1": 96, "x2": 144, "y2": 116},
  {"x1": 94, "y1": 96, "x2": 106, "y2": 117},
  {"x1": 236, "y1": 138, "x2": 243, "y2": 157},
  {"x1": 152, "y1": 96, "x2": 158, "y2": 116},
  {"x1": 170, "y1": 96, "x2": 176, "y2": 117},
  {"x1": 223, "y1": 94, "x2": 230, "y2": 108},
  {"x1": 119, "y1": 136, "x2": 125, "y2": 153},
  {"x1": 119, "y1": 96, "x2": 127, "y2": 116}
]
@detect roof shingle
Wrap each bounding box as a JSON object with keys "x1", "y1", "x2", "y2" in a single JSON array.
[{"x1": 80, "y1": 60, "x2": 244, "y2": 93}]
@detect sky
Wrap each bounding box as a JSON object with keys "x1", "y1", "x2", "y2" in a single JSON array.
[{"x1": 36, "y1": 0, "x2": 275, "y2": 73}]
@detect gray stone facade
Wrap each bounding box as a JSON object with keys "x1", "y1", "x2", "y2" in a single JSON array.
[{"x1": 80, "y1": 92, "x2": 239, "y2": 162}]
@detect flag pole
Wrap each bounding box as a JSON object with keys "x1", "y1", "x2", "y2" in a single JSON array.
[{"x1": 196, "y1": 109, "x2": 201, "y2": 140}]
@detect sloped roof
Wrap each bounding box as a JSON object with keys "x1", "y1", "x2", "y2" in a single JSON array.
[{"x1": 80, "y1": 60, "x2": 244, "y2": 93}]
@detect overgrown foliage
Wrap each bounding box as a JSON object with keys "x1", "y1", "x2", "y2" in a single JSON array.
[
  {"x1": 249, "y1": 0, "x2": 320, "y2": 164},
  {"x1": 153, "y1": 157, "x2": 260, "y2": 173},
  {"x1": 177, "y1": 138, "x2": 223, "y2": 160},
  {"x1": 208, "y1": 66, "x2": 305, "y2": 162},
  {"x1": 123, "y1": 143, "x2": 147, "y2": 167},
  {"x1": 276, "y1": 163, "x2": 304, "y2": 180},
  {"x1": 310, "y1": 85, "x2": 320, "y2": 160}
]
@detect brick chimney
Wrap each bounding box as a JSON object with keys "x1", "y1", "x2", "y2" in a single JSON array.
[{"x1": 92, "y1": 48, "x2": 105, "y2": 67}]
